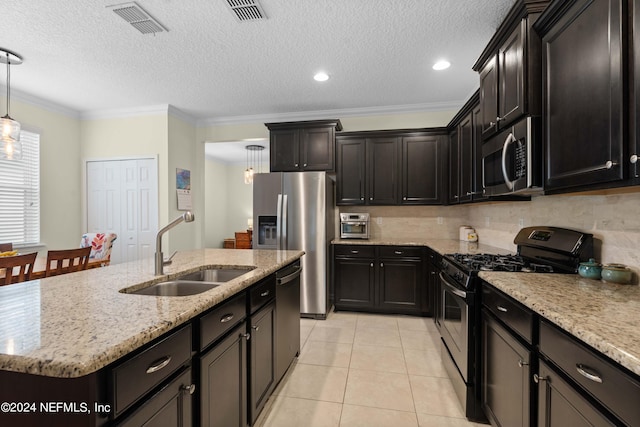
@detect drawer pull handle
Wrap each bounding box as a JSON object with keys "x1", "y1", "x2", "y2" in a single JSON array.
[
  {"x1": 497, "y1": 306, "x2": 508, "y2": 312},
  {"x1": 252, "y1": 325, "x2": 260, "y2": 332},
  {"x1": 180, "y1": 384, "x2": 196, "y2": 395},
  {"x1": 350, "y1": 250, "x2": 359, "y2": 254},
  {"x1": 146, "y1": 356, "x2": 172, "y2": 374},
  {"x1": 518, "y1": 359, "x2": 528, "y2": 368},
  {"x1": 576, "y1": 364, "x2": 603, "y2": 383},
  {"x1": 220, "y1": 313, "x2": 234, "y2": 323},
  {"x1": 260, "y1": 290, "x2": 270, "y2": 297},
  {"x1": 533, "y1": 374, "x2": 547, "y2": 383},
  {"x1": 394, "y1": 251, "x2": 403, "y2": 255}
]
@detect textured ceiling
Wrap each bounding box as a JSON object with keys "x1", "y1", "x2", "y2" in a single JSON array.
[{"x1": 1, "y1": 0, "x2": 515, "y2": 122}]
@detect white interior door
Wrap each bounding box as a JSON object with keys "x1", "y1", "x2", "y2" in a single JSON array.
[{"x1": 86, "y1": 158, "x2": 158, "y2": 264}]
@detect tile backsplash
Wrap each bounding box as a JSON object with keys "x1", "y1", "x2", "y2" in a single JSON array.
[{"x1": 340, "y1": 187, "x2": 640, "y2": 276}]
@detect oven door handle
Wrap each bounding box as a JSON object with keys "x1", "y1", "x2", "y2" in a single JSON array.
[
  {"x1": 439, "y1": 272, "x2": 467, "y2": 299},
  {"x1": 501, "y1": 133, "x2": 517, "y2": 190}
]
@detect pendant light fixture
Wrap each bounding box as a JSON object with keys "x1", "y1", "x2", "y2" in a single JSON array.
[
  {"x1": 244, "y1": 144, "x2": 265, "y2": 184},
  {"x1": 0, "y1": 48, "x2": 23, "y2": 160}
]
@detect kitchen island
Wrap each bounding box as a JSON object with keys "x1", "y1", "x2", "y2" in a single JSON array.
[{"x1": 0, "y1": 248, "x2": 304, "y2": 426}]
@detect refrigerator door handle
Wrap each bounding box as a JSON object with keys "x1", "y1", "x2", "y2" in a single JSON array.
[
  {"x1": 281, "y1": 194, "x2": 288, "y2": 250},
  {"x1": 276, "y1": 194, "x2": 283, "y2": 250}
]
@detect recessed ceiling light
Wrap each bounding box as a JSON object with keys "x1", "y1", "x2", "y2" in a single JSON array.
[
  {"x1": 432, "y1": 60, "x2": 451, "y2": 71},
  {"x1": 314, "y1": 72, "x2": 329, "y2": 82}
]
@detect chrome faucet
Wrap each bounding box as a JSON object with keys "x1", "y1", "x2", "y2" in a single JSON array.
[{"x1": 155, "y1": 211, "x2": 195, "y2": 275}]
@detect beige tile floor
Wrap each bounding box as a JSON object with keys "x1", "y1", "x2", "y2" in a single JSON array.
[{"x1": 254, "y1": 311, "x2": 487, "y2": 427}]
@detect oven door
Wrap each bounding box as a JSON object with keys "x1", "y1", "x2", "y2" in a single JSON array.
[
  {"x1": 439, "y1": 271, "x2": 471, "y2": 382},
  {"x1": 340, "y1": 221, "x2": 368, "y2": 239},
  {"x1": 482, "y1": 116, "x2": 541, "y2": 196}
]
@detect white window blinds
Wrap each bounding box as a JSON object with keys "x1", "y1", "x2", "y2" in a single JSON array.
[{"x1": 0, "y1": 131, "x2": 40, "y2": 246}]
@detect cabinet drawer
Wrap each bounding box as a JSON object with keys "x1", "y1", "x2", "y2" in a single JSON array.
[
  {"x1": 334, "y1": 245, "x2": 374, "y2": 258},
  {"x1": 378, "y1": 246, "x2": 422, "y2": 259},
  {"x1": 112, "y1": 324, "x2": 192, "y2": 417},
  {"x1": 249, "y1": 275, "x2": 276, "y2": 314},
  {"x1": 540, "y1": 320, "x2": 640, "y2": 426},
  {"x1": 200, "y1": 293, "x2": 247, "y2": 351},
  {"x1": 482, "y1": 284, "x2": 533, "y2": 344}
]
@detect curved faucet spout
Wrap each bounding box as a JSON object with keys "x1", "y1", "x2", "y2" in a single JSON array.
[{"x1": 155, "y1": 211, "x2": 195, "y2": 275}]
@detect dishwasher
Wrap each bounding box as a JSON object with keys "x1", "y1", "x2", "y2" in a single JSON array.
[{"x1": 275, "y1": 260, "x2": 302, "y2": 382}]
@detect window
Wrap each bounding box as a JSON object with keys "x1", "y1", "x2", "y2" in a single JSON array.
[{"x1": 0, "y1": 131, "x2": 40, "y2": 246}]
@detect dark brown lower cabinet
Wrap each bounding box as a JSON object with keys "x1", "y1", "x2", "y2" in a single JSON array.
[
  {"x1": 377, "y1": 256, "x2": 422, "y2": 314},
  {"x1": 119, "y1": 368, "x2": 193, "y2": 427},
  {"x1": 334, "y1": 256, "x2": 376, "y2": 310},
  {"x1": 481, "y1": 309, "x2": 532, "y2": 427},
  {"x1": 248, "y1": 301, "x2": 276, "y2": 425},
  {"x1": 536, "y1": 360, "x2": 614, "y2": 427},
  {"x1": 199, "y1": 323, "x2": 248, "y2": 427}
]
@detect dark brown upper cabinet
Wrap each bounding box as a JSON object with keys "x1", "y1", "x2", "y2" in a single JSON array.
[
  {"x1": 336, "y1": 129, "x2": 446, "y2": 206},
  {"x1": 473, "y1": 0, "x2": 547, "y2": 140},
  {"x1": 266, "y1": 120, "x2": 342, "y2": 172},
  {"x1": 447, "y1": 92, "x2": 485, "y2": 204},
  {"x1": 534, "y1": 0, "x2": 624, "y2": 193}
]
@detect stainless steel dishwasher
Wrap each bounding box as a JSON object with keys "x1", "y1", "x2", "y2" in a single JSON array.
[{"x1": 275, "y1": 260, "x2": 302, "y2": 382}]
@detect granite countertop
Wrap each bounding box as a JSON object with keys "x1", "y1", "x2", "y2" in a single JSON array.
[
  {"x1": 0, "y1": 248, "x2": 304, "y2": 378},
  {"x1": 480, "y1": 271, "x2": 640, "y2": 377},
  {"x1": 332, "y1": 237, "x2": 512, "y2": 256}
]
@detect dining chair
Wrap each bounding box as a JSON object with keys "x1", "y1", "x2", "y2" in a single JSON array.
[
  {"x1": 0, "y1": 242, "x2": 13, "y2": 252},
  {"x1": 0, "y1": 252, "x2": 37, "y2": 285},
  {"x1": 45, "y1": 247, "x2": 91, "y2": 277},
  {"x1": 80, "y1": 232, "x2": 117, "y2": 266}
]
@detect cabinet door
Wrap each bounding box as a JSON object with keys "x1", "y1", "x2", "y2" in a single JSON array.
[
  {"x1": 377, "y1": 258, "x2": 422, "y2": 314},
  {"x1": 480, "y1": 55, "x2": 499, "y2": 139},
  {"x1": 401, "y1": 135, "x2": 443, "y2": 205},
  {"x1": 632, "y1": 1, "x2": 640, "y2": 183},
  {"x1": 270, "y1": 129, "x2": 300, "y2": 172},
  {"x1": 249, "y1": 301, "x2": 276, "y2": 425},
  {"x1": 334, "y1": 257, "x2": 376, "y2": 310},
  {"x1": 301, "y1": 126, "x2": 335, "y2": 171},
  {"x1": 537, "y1": 360, "x2": 614, "y2": 427},
  {"x1": 367, "y1": 137, "x2": 399, "y2": 205},
  {"x1": 200, "y1": 323, "x2": 247, "y2": 427},
  {"x1": 542, "y1": 0, "x2": 623, "y2": 191},
  {"x1": 336, "y1": 138, "x2": 366, "y2": 205},
  {"x1": 458, "y1": 113, "x2": 474, "y2": 203},
  {"x1": 448, "y1": 128, "x2": 460, "y2": 204},
  {"x1": 499, "y1": 21, "x2": 525, "y2": 128},
  {"x1": 118, "y1": 368, "x2": 193, "y2": 427},
  {"x1": 481, "y1": 311, "x2": 531, "y2": 427},
  {"x1": 472, "y1": 104, "x2": 488, "y2": 201}
]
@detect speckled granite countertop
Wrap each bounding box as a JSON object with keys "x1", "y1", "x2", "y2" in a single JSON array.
[
  {"x1": 332, "y1": 237, "x2": 512, "y2": 256},
  {"x1": 479, "y1": 271, "x2": 640, "y2": 377},
  {"x1": 0, "y1": 249, "x2": 303, "y2": 378}
]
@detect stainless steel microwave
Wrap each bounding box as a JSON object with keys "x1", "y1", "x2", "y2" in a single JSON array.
[
  {"x1": 482, "y1": 116, "x2": 543, "y2": 196},
  {"x1": 340, "y1": 213, "x2": 370, "y2": 239}
]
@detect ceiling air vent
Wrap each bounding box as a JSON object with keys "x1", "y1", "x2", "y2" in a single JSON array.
[
  {"x1": 107, "y1": 2, "x2": 168, "y2": 34},
  {"x1": 225, "y1": 0, "x2": 267, "y2": 22}
]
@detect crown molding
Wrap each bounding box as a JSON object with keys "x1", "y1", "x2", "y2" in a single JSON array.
[
  {"x1": 81, "y1": 104, "x2": 171, "y2": 121},
  {"x1": 197, "y1": 100, "x2": 464, "y2": 127},
  {"x1": 1, "y1": 85, "x2": 81, "y2": 119}
]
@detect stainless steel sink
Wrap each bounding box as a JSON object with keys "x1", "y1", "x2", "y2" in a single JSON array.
[
  {"x1": 177, "y1": 268, "x2": 255, "y2": 282},
  {"x1": 122, "y1": 267, "x2": 255, "y2": 296},
  {"x1": 129, "y1": 280, "x2": 221, "y2": 296}
]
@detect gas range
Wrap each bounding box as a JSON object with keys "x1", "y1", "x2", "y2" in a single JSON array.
[{"x1": 446, "y1": 253, "x2": 556, "y2": 273}]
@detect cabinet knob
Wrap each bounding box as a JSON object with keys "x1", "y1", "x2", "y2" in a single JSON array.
[
  {"x1": 369, "y1": 197, "x2": 373, "y2": 201},
  {"x1": 180, "y1": 384, "x2": 196, "y2": 395},
  {"x1": 403, "y1": 197, "x2": 407, "y2": 201},
  {"x1": 295, "y1": 163, "x2": 299, "y2": 167},
  {"x1": 360, "y1": 197, "x2": 364, "y2": 201},
  {"x1": 304, "y1": 163, "x2": 307, "y2": 167},
  {"x1": 533, "y1": 374, "x2": 547, "y2": 383},
  {"x1": 496, "y1": 116, "x2": 504, "y2": 122},
  {"x1": 370, "y1": 263, "x2": 374, "y2": 268},
  {"x1": 630, "y1": 154, "x2": 638, "y2": 164},
  {"x1": 605, "y1": 160, "x2": 618, "y2": 169},
  {"x1": 518, "y1": 359, "x2": 529, "y2": 368},
  {"x1": 380, "y1": 262, "x2": 384, "y2": 268},
  {"x1": 252, "y1": 325, "x2": 260, "y2": 331},
  {"x1": 489, "y1": 121, "x2": 496, "y2": 127},
  {"x1": 241, "y1": 333, "x2": 251, "y2": 341},
  {"x1": 453, "y1": 195, "x2": 459, "y2": 199}
]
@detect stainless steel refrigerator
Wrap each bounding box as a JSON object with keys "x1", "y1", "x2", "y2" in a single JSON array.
[{"x1": 253, "y1": 171, "x2": 335, "y2": 319}]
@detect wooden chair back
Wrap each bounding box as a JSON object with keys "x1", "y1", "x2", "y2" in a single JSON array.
[
  {"x1": 45, "y1": 247, "x2": 91, "y2": 277},
  {"x1": 0, "y1": 243, "x2": 13, "y2": 252},
  {"x1": 0, "y1": 252, "x2": 37, "y2": 285}
]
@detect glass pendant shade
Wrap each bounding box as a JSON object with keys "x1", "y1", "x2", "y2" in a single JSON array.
[
  {"x1": 1, "y1": 48, "x2": 23, "y2": 160},
  {"x1": 1, "y1": 115, "x2": 20, "y2": 141},
  {"x1": 0, "y1": 138, "x2": 22, "y2": 160},
  {"x1": 244, "y1": 167, "x2": 254, "y2": 184}
]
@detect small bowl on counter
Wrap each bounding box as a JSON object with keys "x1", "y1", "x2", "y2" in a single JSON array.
[
  {"x1": 578, "y1": 258, "x2": 602, "y2": 280},
  {"x1": 601, "y1": 263, "x2": 633, "y2": 284}
]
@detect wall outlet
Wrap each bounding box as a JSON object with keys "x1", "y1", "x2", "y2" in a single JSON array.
[
  {"x1": 518, "y1": 218, "x2": 525, "y2": 227},
  {"x1": 376, "y1": 217, "x2": 383, "y2": 225},
  {"x1": 437, "y1": 217, "x2": 443, "y2": 225}
]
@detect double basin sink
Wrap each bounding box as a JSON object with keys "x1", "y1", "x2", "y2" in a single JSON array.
[{"x1": 123, "y1": 268, "x2": 255, "y2": 297}]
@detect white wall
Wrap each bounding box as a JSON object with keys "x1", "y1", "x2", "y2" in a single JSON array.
[{"x1": 204, "y1": 157, "x2": 229, "y2": 248}]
